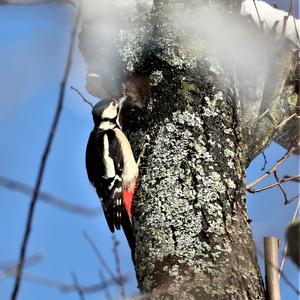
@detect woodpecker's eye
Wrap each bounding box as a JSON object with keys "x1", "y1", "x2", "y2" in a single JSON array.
[{"x1": 112, "y1": 100, "x2": 117, "y2": 107}]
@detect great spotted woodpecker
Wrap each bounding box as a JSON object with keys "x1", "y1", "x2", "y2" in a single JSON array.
[{"x1": 85, "y1": 97, "x2": 138, "y2": 247}]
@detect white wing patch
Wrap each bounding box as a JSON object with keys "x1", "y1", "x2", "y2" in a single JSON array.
[
  {"x1": 113, "y1": 128, "x2": 138, "y2": 183},
  {"x1": 102, "y1": 134, "x2": 116, "y2": 178}
]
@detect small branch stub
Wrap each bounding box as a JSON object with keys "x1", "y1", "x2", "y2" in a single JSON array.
[{"x1": 264, "y1": 237, "x2": 281, "y2": 300}]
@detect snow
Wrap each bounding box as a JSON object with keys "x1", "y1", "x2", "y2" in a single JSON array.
[{"x1": 241, "y1": 0, "x2": 300, "y2": 45}]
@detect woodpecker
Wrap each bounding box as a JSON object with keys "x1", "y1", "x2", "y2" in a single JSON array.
[{"x1": 85, "y1": 97, "x2": 138, "y2": 247}]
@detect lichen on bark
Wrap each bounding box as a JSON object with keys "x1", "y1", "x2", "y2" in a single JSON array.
[{"x1": 129, "y1": 58, "x2": 264, "y2": 299}]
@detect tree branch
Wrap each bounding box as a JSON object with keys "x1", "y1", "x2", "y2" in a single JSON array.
[
  {"x1": 261, "y1": 151, "x2": 268, "y2": 171},
  {"x1": 248, "y1": 175, "x2": 300, "y2": 193},
  {"x1": 0, "y1": 253, "x2": 43, "y2": 281},
  {"x1": 71, "y1": 272, "x2": 86, "y2": 300},
  {"x1": 5, "y1": 270, "x2": 122, "y2": 294},
  {"x1": 274, "y1": 170, "x2": 288, "y2": 204},
  {"x1": 0, "y1": 0, "x2": 75, "y2": 6},
  {"x1": 246, "y1": 139, "x2": 298, "y2": 189},
  {"x1": 0, "y1": 176, "x2": 100, "y2": 217},
  {"x1": 10, "y1": 2, "x2": 82, "y2": 299},
  {"x1": 98, "y1": 269, "x2": 113, "y2": 300},
  {"x1": 82, "y1": 231, "x2": 126, "y2": 287},
  {"x1": 71, "y1": 86, "x2": 94, "y2": 108},
  {"x1": 112, "y1": 235, "x2": 126, "y2": 299}
]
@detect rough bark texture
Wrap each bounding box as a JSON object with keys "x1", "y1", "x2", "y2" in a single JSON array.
[
  {"x1": 129, "y1": 65, "x2": 265, "y2": 299},
  {"x1": 79, "y1": 0, "x2": 298, "y2": 299}
]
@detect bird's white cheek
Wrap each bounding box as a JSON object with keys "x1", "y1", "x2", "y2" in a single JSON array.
[{"x1": 102, "y1": 102, "x2": 118, "y2": 119}]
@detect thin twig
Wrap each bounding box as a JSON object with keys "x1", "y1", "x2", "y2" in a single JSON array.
[
  {"x1": 269, "y1": 20, "x2": 280, "y2": 36},
  {"x1": 0, "y1": 253, "x2": 43, "y2": 281},
  {"x1": 112, "y1": 235, "x2": 126, "y2": 298},
  {"x1": 82, "y1": 231, "x2": 123, "y2": 286},
  {"x1": 279, "y1": 197, "x2": 300, "y2": 277},
  {"x1": 98, "y1": 269, "x2": 113, "y2": 300},
  {"x1": 248, "y1": 175, "x2": 300, "y2": 193},
  {"x1": 284, "y1": 175, "x2": 300, "y2": 183},
  {"x1": 274, "y1": 171, "x2": 288, "y2": 204},
  {"x1": 252, "y1": 0, "x2": 263, "y2": 29},
  {"x1": 247, "y1": 15, "x2": 261, "y2": 29},
  {"x1": 0, "y1": 0, "x2": 76, "y2": 6},
  {"x1": 10, "y1": 3, "x2": 82, "y2": 299},
  {"x1": 246, "y1": 141, "x2": 297, "y2": 189},
  {"x1": 275, "y1": 113, "x2": 296, "y2": 129},
  {"x1": 287, "y1": 0, "x2": 300, "y2": 44},
  {"x1": 4, "y1": 271, "x2": 122, "y2": 294},
  {"x1": 259, "y1": 109, "x2": 277, "y2": 124},
  {"x1": 261, "y1": 151, "x2": 268, "y2": 171},
  {"x1": 71, "y1": 86, "x2": 94, "y2": 108},
  {"x1": 287, "y1": 193, "x2": 300, "y2": 204},
  {"x1": 281, "y1": 15, "x2": 288, "y2": 36},
  {"x1": 0, "y1": 176, "x2": 100, "y2": 217},
  {"x1": 71, "y1": 271, "x2": 86, "y2": 300}
]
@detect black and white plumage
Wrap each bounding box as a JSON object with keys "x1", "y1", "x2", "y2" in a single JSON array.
[{"x1": 86, "y1": 98, "x2": 138, "y2": 248}]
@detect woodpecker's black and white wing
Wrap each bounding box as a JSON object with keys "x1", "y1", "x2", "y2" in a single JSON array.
[{"x1": 86, "y1": 128, "x2": 124, "y2": 232}]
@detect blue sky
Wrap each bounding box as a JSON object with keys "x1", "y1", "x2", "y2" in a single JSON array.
[{"x1": 0, "y1": 2, "x2": 298, "y2": 300}]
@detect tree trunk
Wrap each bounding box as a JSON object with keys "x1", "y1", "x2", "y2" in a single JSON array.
[
  {"x1": 126, "y1": 41, "x2": 264, "y2": 300},
  {"x1": 129, "y1": 64, "x2": 265, "y2": 299}
]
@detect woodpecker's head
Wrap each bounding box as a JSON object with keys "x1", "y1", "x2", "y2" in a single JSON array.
[{"x1": 92, "y1": 97, "x2": 126, "y2": 128}]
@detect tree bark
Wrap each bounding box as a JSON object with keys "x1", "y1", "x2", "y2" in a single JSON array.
[
  {"x1": 130, "y1": 63, "x2": 265, "y2": 299},
  {"x1": 79, "y1": 0, "x2": 298, "y2": 299}
]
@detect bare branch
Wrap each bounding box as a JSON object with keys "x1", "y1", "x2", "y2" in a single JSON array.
[
  {"x1": 281, "y1": 15, "x2": 288, "y2": 37},
  {"x1": 252, "y1": 0, "x2": 263, "y2": 29},
  {"x1": 274, "y1": 171, "x2": 288, "y2": 204},
  {"x1": 261, "y1": 151, "x2": 268, "y2": 171},
  {"x1": 246, "y1": 15, "x2": 261, "y2": 29},
  {"x1": 246, "y1": 139, "x2": 298, "y2": 190},
  {"x1": 291, "y1": 0, "x2": 300, "y2": 44},
  {"x1": 287, "y1": 193, "x2": 300, "y2": 204},
  {"x1": 71, "y1": 272, "x2": 86, "y2": 300},
  {"x1": 283, "y1": 175, "x2": 300, "y2": 183},
  {"x1": 0, "y1": 176, "x2": 100, "y2": 217},
  {"x1": 0, "y1": 253, "x2": 43, "y2": 281},
  {"x1": 112, "y1": 235, "x2": 126, "y2": 298},
  {"x1": 82, "y1": 231, "x2": 125, "y2": 286},
  {"x1": 71, "y1": 86, "x2": 94, "y2": 108},
  {"x1": 275, "y1": 113, "x2": 296, "y2": 129},
  {"x1": 248, "y1": 175, "x2": 300, "y2": 193},
  {"x1": 10, "y1": 2, "x2": 82, "y2": 299},
  {"x1": 0, "y1": 0, "x2": 76, "y2": 6},
  {"x1": 5, "y1": 271, "x2": 122, "y2": 294},
  {"x1": 98, "y1": 269, "x2": 113, "y2": 300}
]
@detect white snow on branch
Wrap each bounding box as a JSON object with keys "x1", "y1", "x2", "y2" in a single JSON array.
[{"x1": 241, "y1": 0, "x2": 299, "y2": 45}]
